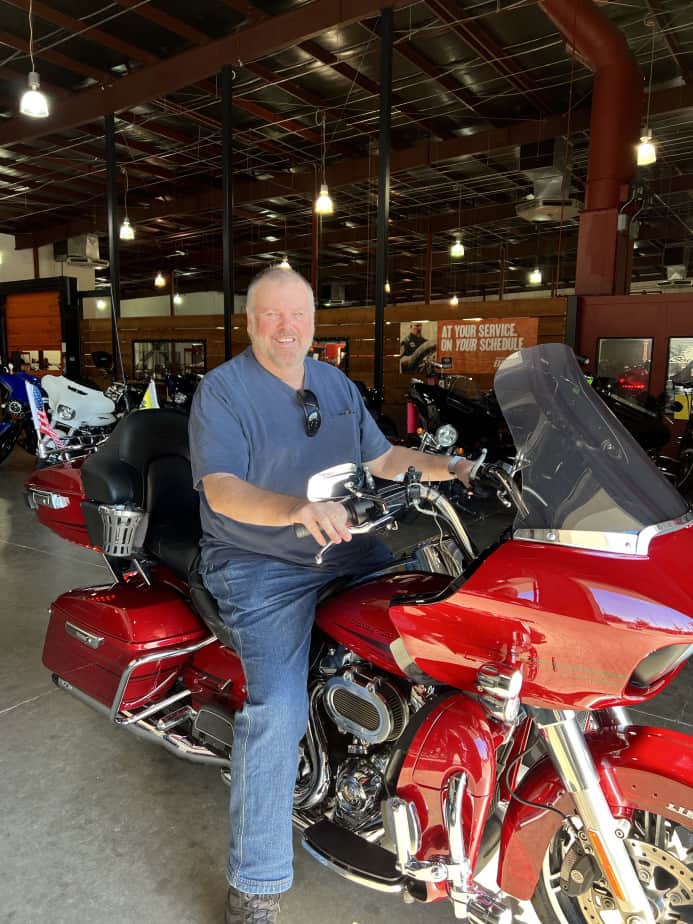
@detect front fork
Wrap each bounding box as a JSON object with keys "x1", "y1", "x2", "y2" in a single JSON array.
[{"x1": 534, "y1": 708, "x2": 655, "y2": 924}]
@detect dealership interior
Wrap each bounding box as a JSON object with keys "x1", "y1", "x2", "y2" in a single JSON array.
[{"x1": 1, "y1": 1, "x2": 693, "y2": 923}]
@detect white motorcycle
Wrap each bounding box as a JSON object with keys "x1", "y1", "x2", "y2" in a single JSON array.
[{"x1": 36, "y1": 375, "x2": 118, "y2": 464}]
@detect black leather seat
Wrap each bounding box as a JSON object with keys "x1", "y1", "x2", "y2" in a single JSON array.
[{"x1": 80, "y1": 408, "x2": 228, "y2": 641}]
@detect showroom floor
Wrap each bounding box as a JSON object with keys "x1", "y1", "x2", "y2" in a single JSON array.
[{"x1": 0, "y1": 445, "x2": 691, "y2": 924}]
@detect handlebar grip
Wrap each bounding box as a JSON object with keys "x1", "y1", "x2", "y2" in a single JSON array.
[{"x1": 292, "y1": 497, "x2": 377, "y2": 540}]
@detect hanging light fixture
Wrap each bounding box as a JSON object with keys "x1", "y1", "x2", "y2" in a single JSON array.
[
  {"x1": 154, "y1": 271, "x2": 166, "y2": 288},
  {"x1": 19, "y1": 1, "x2": 49, "y2": 118},
  {"x1": 384, "y1": 281, "x2": 391, "y2": 294},
  {"x1": 173, "y1": 292, "x2": 183, "y2": 306},
  {"x1": 637, "y1": 18, "x2": 657, "y2": 167},
  {"x1": 449, "y1": 294, "x2": 459, "y2": 306},
  {"x1": 96, "y1": 298, "x2": 107, "y2": 311},
  {"x1": 528, "y1": 267, "x2": 543, "y2": 285},
  {"x1": 450, "y1": 185, "x2": 464, "y2": 258},
  {"x1": 314, "y1": 112, "x2": 334, "y2": 215},
  {"x1": 119, "y1": 168, "x2": 135, "y2": 240},
  {"x1": 279, "y1": 256, "x2": 291, "y2": 269},
  {"x1": 450, "y1": 237, "x2": 465, "y2": 258}
]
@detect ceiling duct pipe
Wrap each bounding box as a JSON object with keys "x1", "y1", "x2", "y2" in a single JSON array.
[{"x1": 538, "y1": 0, "x2": 643, "y2": 295}]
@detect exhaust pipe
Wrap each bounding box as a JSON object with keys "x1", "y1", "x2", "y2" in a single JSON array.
[{"x1": 53, "y1": 674, "x2": 229, "y2": 768}]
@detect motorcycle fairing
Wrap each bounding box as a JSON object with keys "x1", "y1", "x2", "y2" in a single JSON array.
[
  {"x1": 43, "y1": 577, "x2": 207, "y2": 710},
  {"x1": 497, "y1": 723, "x2": 693, "y2": 900},
  {"x1": 395, "y1": 693, "x2": 506, "y2": 902},
  {"x1": 389, "y1": 525, "x2": 693, "y2": 710}
]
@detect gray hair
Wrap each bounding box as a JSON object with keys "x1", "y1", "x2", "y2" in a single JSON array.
[{"x1": 245, "y1": 265, "x2": 315, "y2": 316}]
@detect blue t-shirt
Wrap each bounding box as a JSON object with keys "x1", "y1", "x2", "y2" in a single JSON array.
[{"x1": 189, "y1": 348, "x2": 391, "y2": 567}]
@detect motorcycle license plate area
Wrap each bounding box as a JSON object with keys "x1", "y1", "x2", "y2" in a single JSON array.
[{"x1": 43, "y1": 579, "x2": 207, "y2": 711}]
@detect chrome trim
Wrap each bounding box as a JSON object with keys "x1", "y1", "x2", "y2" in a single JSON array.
[
  {"x1": 114, "y1": 688, "x2": 190, "y2": 727},
  {"x1": 300, "y1": 841, "x2": 405, "y2": 894},
  {"x1": 26, "y1": 489, "x2": 70, "y2": 510},
  {"x1": 52, "y1": 674, "x2": 229, "y2": 768},
  {"x1": 108, "y1": 635, "x2": 216, "y2": 723},
  {"x1": 65, "y1": 621, "x2": 103, "y2": 649},
  {"x1": 293, "y1": 683, "x2": 331, "y2": 810},
  {"x1": 514, "y1": 510, "x2": 693, "y2": 556}
]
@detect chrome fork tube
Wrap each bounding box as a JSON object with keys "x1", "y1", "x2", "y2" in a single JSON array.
[{"x1": 535, "y1": 710, "x2": 654, "y2": 924}]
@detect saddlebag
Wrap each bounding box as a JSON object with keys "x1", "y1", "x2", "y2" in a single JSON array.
[{"x1": 43, "y1": 578, "x2": 207, "y2": 711}]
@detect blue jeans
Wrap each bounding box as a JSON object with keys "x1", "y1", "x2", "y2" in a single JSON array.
[{"x1": 201, "y1": 539, "x2": 393, "y2": 894}]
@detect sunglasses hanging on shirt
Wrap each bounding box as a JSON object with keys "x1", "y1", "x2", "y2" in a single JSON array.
[{"x1": 297, "y1": 389, "x2": 321, "y2": 437}]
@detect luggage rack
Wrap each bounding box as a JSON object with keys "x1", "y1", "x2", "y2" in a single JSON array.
[{"x1": 109, "y1": 634, "x2": 216, "y2": 725}]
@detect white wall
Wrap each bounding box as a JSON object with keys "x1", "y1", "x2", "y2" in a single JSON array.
[
  {"x1": 83, "y1": 290, "x2": 246, "y2": 319},
  {"x1": 0, "y1": 232, "x2": 96, "y2": 290}
]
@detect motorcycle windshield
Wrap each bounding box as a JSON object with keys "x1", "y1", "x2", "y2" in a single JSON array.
[{"x1": 493, "y1": 343, "x2": 687, "y2": 534}]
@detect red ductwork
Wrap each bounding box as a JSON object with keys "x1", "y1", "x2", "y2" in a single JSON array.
[{"x1": 538, "y1": 0, "x2": 643, "y2": 294}]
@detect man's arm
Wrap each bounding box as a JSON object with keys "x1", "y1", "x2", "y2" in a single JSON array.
[
  {"x1": 202, "y1": 473, "x2": 352, "y2": 547},
  {"x1": 367, "y1": 445, "x2": 474, "y2": 487}
]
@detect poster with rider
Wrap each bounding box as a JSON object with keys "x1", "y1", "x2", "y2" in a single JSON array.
[
  {"x1": 437, "y1": 317, "x2": 539, "y2": 374},
  {"x1": 399, "y1": 320, "x2": 438, "y2": 373}
]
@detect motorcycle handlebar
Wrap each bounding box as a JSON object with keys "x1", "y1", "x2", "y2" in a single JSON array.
[{"x1": 293, "y1": 496, "x2": 379, "y2": 540}]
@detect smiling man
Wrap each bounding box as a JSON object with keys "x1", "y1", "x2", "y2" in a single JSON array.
[{"x1": 188, "y1": 265, "x2": 473, "y2": 923}]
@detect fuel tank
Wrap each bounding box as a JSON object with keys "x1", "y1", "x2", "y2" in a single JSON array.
[{"x1": 315, "y1": 570, "x2": 450, "y2": 677}]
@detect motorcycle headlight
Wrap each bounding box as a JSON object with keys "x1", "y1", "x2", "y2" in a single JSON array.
[
  {"x1": 435, "y1": 423, "x2": 458, "y2": 448},
  {"x1": 56, "y1": 404, "x2": 76, "y2": 421}
]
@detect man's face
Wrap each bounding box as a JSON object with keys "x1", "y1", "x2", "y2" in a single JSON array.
[
  {"x1": 247, "y1": 276, "x2": 315, "y2": 377},
  {"x1": 412, "y1": 324, "x2": 422, "y2": 337}
]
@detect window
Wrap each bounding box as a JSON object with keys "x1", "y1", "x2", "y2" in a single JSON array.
[
  {"x1": 596, "y1": 337, "x2": 652, "y2": 396},
  {"x1": 667, "y1": 338, "x2": 693, "y2": 387},
  {"x1": 132, "y1": 340, "x2": 206, "y2": 380}
]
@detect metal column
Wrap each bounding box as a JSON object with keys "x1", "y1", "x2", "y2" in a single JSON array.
[
  {"x1": 373, "y1": 7, "x2": 393, "y2": 410},
  {"x1": 222, "y1": 64, "x2": 235, "y2": 361},
  {"x1": 105, "y1": 114, "x2": 122, "y2": 375}
]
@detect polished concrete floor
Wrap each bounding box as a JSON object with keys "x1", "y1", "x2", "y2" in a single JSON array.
[{"x1": 0, "y1": 445, "x2": 690, "y2": 924}]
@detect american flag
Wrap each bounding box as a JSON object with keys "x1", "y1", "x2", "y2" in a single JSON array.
[{"x1": 26, "y1": 382, "x2": 63, "y2": 449}]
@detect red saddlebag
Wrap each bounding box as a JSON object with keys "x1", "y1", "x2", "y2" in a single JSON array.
[{"x1": 43, "y1": 578, "x2": 207, "y2": 711}]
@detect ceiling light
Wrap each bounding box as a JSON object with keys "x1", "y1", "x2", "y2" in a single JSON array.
[
  {"x1": 154, "y1": 271, "x2": 166, "y2": 288},
  {"x1": 450, "y1": 237, "x2": 465, "y2": 258},
  {"x1": 384, "y1": 281, "x2": 391, "y2": 294},
  {"x1": 279, "y1": 256, "x2": 291, "y2": 269},
  {"x1": 314, "y1": 183, "x2": 334, "y2": 216},
  {"x1": 96, "y1": 298, "x2": 107, "y2": 310},
  {"x1": 119, "y1": 216, "x2": 135, "y2": 241},
  {"x1": 173, "y1": 293, "x2": 183, "y2": 306},
  {"x1": 449, "y1": 294, "x2": 459, "y2": 306},
  {"x1": 637, "y1": 131, "x2": 656, "y2": 167},
  {"x1": 20, "y1": 70, "x2": 49, "y2": 118},
  {"x1": 264, "y1": 235, "x2": 279, "y2": 242},
  {"x1": 528, "y1": 267, "x2": 543, "y2": 285}
]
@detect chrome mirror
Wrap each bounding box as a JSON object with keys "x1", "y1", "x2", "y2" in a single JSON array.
[{"x1": 306, "y1": 463, "x2": 359, "y2": 501}]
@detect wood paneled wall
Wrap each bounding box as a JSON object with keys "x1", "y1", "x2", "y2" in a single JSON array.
[{"x1": 81, "y1": 297, "x2": 568, "y2": 430}]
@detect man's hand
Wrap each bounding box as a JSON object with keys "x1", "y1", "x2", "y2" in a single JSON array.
[
  {"x1": 450, "y1": 457, "x2": 474, "y2": 488},
  {"x1": 289, "y1": 499, "x2": 353, "y2": 547}
]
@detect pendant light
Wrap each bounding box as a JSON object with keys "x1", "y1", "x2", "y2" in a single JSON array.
[
  {"x1": 173, "y1": 292, "x2": 183, "y2": 306},
  {"x1": 314, "y1": 112, "x2": 334, "y2": 215},
  {"x1": 384, "y1": 281, "x2": 391, "y2": 294},
  {"x1": 528, "y1": 267, "x2": 543, "y2": 285},
  {"x1": 96, "y1": 298, "x2": 107, "y2": 311},
  {"x1": 449, "y1": 294, "x2": 459, "y2": 306},
  {"x1": 637, "y1": 18, "x2": 657, "y2": 167},
  {"x1": 450, "y1": 186, "x2": 464, "y2": 258},
  {"x1": 154, "y1": 271, "x2": 166, "y2": 288},
  {"x1": 19, "y1": 1, "x2": 49, "y2": 118},
  {"x1": 119, "y1": 168, "x2": 135, "y2": 240},
  {"x1": 279, "y1": 256, "x2": 291, "y2": 270}
]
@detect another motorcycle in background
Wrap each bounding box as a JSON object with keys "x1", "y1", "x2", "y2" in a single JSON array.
[
  {"x1": 164, "y1": 371, "x2": 203, "y2": 414},
  {"x1": 0, "y1": 363, "x2": 45, "y2": 463},
  {"x1": 353, "y1": 380, "x2": 399, "y2": 441}
]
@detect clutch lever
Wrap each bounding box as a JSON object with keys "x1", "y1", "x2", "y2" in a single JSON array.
[{"x1": 314, "y1": 513, "x2": 395, "y2": 565}]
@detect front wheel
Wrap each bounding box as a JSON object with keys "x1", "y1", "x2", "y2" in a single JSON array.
[
  {"x1": 0, "y1": 422, "x2": 19, "y2": 463},
  {"x1": 532, "y1": 810, "x2": 693, "y2": 924}
]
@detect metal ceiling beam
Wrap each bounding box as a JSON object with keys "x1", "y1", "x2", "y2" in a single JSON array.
[
  {"x1": 0, "y1": 0, "x2": 160, "y2": 66},
  {"x1": 0, "y1": 0, "x2": 411, "y2": 147},
  {"x1": 644, "y1": 0, "x2": 693, "y2": 85},
  {"x1": 109, "y1": 0, "x2": 211, "y2": 46},
  {"x1": 0, "y1": 28, "x2": 108, "y2": 82},
  {"x1": 425, "y1": 0, "x2": 553, "y2": 114}
]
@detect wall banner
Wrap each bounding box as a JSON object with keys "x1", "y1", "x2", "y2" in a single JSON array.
[{"x1": 437, "y1": 317, "x2": 539, "y2": 374}]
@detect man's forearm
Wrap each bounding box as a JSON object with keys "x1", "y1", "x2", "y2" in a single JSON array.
[
  {"x1": 369, "y1": 445, "x2": 472, "y2": 484},
  {"x1": 202, "y1": 473, "x2": 300, "y2": 527}
]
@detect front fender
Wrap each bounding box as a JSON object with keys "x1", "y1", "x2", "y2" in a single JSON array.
[{"x1": 498, "y1": 724, "x2": 693, "y2": 901}]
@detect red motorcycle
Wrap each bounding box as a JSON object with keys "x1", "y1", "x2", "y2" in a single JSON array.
[{"x1": 25, "y1": 344, "x2": 693, "y2": 924}]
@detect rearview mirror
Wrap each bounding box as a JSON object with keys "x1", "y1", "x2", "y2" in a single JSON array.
[{"x1": 306, "y1": 463, "x2": 359, "y2": 501}]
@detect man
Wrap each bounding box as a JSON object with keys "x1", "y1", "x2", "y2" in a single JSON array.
[
  {"x1": 189, "y1": 266, "x2": 473, "y2": 923},
  {"x1": 399, "y1": 321, "x2": 436, "y2": 374}
]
